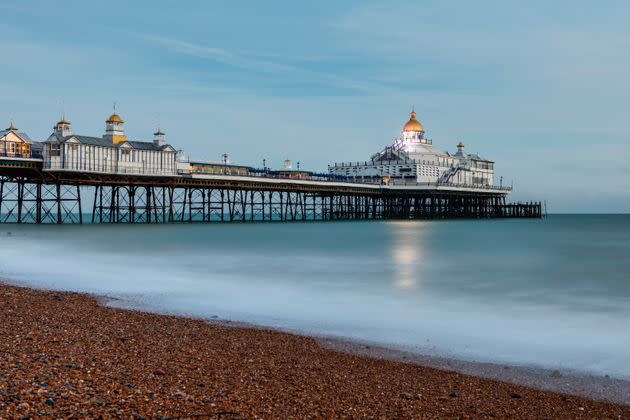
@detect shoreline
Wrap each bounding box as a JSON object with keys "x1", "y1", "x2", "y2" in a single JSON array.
[
  {"x1": 1, "y1": 283, "x2": 629, "y2": 418},
  {"x1": 70, "y1": 281, "x2": 630, "y2": 405}
]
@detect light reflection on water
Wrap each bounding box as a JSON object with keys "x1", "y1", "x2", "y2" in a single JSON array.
[
  {"x1": 391, "y1": 222, "x2": 422, "y2": 291},
  {"x1": 1, "y1": 215, "x2": 630, "y2": 378}
]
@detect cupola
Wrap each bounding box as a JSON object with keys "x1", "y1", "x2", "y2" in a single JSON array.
[
  {"x1": 104, "y1": 110, "x2": 127, "y2": 144},
  {"x1": 153, "y1": 127, "x2": 166, "y2": 147},
  {"x1": 456, "y1": 141, "x2": 465, "y2": 156},
  {"x1": 402, "y1": 110, "x2": 424, "y2": 133},
  {"x1": 54, "y1": 114, "x2": 72, "y2": 137},
  {"x1": 400, "y1": 108, "x2": 427, "y2": 144}
]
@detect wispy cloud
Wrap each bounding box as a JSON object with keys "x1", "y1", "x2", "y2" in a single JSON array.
[
  {"x1": 331, "y1": 1, "x2": 630, "y2": 93},
  {"x1": 141, "y1": 35, "x2": 297, "y2": 75},
  {"x1": 139, "y1": 33, "x2": 396, "y2": 96}
]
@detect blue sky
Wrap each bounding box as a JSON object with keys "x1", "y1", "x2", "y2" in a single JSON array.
[{"x1": 1, "y1": 0, "x2": 630, "y2": 212}]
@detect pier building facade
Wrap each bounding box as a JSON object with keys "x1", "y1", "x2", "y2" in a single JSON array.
[
  {"x1": 329, "y1": 110, "x2": 495, "y2": 186},
  {"x1": 0, "y1": 107, "x2": 541, "y2": 224},
  {"x1": 42, "y1": 114, "x2": 177, "y2": 176},
  {"x1": 0, "y1": 122, "x2": 34, "y2": 158}
]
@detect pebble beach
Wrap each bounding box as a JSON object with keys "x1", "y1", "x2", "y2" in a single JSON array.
[{"x1": 1, "y1": 283, "x2": 629, "y2": 419}]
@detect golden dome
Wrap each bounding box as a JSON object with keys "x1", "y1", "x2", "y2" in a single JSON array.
[
  {"x1": 106, "y1": 113, "x2": 124, "y2": 123},
  {"x1": 402, "y1": 110, "x2": 424, "y2": 132}
]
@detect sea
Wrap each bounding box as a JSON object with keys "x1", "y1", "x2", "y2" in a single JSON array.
[{"x1": 1, "y1": 215, "x2": 630, "y2": 382}]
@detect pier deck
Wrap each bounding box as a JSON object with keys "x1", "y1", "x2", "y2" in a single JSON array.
[{"x1": 0, "y1": 158, "x2": 541, "y2": 224}]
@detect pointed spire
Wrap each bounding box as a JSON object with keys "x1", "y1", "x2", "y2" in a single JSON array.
[
  {"x1": 410, "y1": 106, "x2": 416, "y2": 120},
  {"x1": 155, "y1": 112, "x2": 164, "y2": 137},
  {"x1": 57, "y1": 111, "x2": 70, "y2": 125},
  {"x1": 6, "y1": 120, "x2": 16, "y2": 131}
]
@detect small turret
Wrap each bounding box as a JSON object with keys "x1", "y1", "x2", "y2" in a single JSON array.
[
  {"x1": 54, "y1": 114, "x2": 72, "y2": 137},
  {"x1": 104, "y1": 107, "x2": 127, "y2": 144},
  {"x1": 176, "y1": 148, "x2": 187, "y2": 162},
  {"x1": 153, "y1": 127, "x2": 166, "y2": 147},
  {"x1": 456, "y1": 141, "x2": 465, "y2": 156}
]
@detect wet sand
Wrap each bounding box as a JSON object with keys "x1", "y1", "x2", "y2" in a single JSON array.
[{"x1": 1, "y1": 283, "x2": 629, "y2": 419}]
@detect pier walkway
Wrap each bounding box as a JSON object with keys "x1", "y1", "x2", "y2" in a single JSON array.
[{"x1": 0, "y1": 156, "x2": 541, "y2": 224}]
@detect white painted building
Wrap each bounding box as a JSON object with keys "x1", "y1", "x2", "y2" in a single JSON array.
[
  {"x1": 42, "y1": 113, "x2": 177, "y2": 175},
  {"x1": 329, "y1": 110, "x2": 496, "y2": 186}
]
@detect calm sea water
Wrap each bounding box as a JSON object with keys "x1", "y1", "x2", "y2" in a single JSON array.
[{"x1": 1, "y1": 215, "x2": 629, "y2": 378}]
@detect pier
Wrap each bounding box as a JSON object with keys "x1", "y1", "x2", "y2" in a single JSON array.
[{"x1": 0, "y1": 158, "x2": 541, "y2": 224}]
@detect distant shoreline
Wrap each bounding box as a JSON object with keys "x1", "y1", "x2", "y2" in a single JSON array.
[{"x1": 1, "y1": 281, "x2": 628, "y2": 418}]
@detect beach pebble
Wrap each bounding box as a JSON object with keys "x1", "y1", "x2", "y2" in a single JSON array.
[
  {"x1": 16, "y1": 402, "x2": 30, "y2": 411},
  {"x1": 93, "y1": 396, "x2": 106, "y2": 406},
  {"x1": 1, "y1": 284, "x2": 628, "y2": 418}
]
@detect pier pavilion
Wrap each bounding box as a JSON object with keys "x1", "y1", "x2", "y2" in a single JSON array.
[
  {"x1": 0, "y1": 122, "x2": 33, "y2": 159},
  {"x1": 42, "y1": 113, "x2": 178, "y2": 176},
  {"x1": 330, "y1": 110, "x2": 495, "y2": 187}
]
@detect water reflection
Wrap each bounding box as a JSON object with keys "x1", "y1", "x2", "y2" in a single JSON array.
[{"x1": 390, "y1": 222, "x2": 425, "y2": 290}]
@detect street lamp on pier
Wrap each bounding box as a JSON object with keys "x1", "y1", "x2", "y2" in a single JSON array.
[{"x1": 222, "y1": 152, "x2": 228, "y2": 174}]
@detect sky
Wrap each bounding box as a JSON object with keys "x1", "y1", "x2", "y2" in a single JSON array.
[{"x1": 1, "y1": 0, "x2": 630, "y2": 212}]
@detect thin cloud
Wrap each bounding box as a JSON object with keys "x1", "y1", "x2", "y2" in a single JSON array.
[
  {"x1": 139, "y1": 33, "x2": 394, "y2": 96},
  {"x1": 141, "y1": 34, "x2": 296, "y2": 75}
]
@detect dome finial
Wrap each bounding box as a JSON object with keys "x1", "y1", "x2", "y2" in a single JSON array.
[
  {"x1": 402, "y1": 108, "x2": 423, "y2": 132},
  {"x1": 106, "y1": 102, "x2": 124, "y2": 124}
]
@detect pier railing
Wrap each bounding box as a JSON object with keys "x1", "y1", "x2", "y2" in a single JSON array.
[
  {"x1": 185, "y1": 168, "x2": 511, "y2": 192},
  {"x1": 385, "y1": 179, "x2": 512, "y2": 192},
  {"x1": 0, "y1": 151, "x2": 42, "y2": 159},
  {"x1": 3, "y1": 155, "x2": 511, "y2": 194},
  {"x1": 0, "y1": 161, "x2": 540, "y2": 224}
]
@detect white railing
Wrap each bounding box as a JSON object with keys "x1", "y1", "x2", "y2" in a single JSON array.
[{"x1": 43, "y1": 161, "x2": 177, "y2": 176}]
